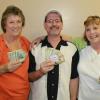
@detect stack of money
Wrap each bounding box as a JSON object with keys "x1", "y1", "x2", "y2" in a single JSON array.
[
  {"x1": 45, "y1": 48, "x2": 65, "y2": 65},
  {"x1": 8, "y1": 49, "x2": 26, "y2": 63}
]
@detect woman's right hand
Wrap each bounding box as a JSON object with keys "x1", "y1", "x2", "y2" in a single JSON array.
[
  {"x1": 0, "y1": 60, "x2": 22, "y2": 75},
  {"x1": 6, "y1": 60, "x2": 22, "y2": 72}
]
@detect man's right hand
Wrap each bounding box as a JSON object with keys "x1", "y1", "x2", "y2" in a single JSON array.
[{"x1": 39, "y1": 60, "x2": 55, "y2": 74}]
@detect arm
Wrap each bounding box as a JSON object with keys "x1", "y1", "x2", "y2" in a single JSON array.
[
  {"x1": 69, "y1": 78, "x2": 79, "y2": 100},
  {"x1": 0, "y1": 61, "x2": 22, "y2": 75},
  {"x1": 28, "y1": 68, "x2": 44, "y2": 82},
  {"x1": 70, "y1": 49, "x2": 79, "y2": 100},
  {"x1": 0, "y1": 64, "x2": 8, "y2": 74}
]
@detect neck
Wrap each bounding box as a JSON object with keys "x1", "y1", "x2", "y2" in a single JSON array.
[
  {"x1": 3, "y1": 34, "x2": 19, "y2": 43},
  {"x1": 47, "y1": 35, "x2": 61, "y2": 48},
  {"x1": 3, "y1": 34, "x2": 21, "y2": 51},
  {"x1": 91, "y1": 42, "x2": 100, "y2": 53}
]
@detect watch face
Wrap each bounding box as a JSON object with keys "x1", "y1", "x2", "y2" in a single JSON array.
[
  {"x1": 8, "y1": 49, "x2": 26, "y2": 63},
  {"x1": 45, "y1": 48, "x2": 65, "y2": 65}
]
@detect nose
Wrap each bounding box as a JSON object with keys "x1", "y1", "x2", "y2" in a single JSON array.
[
  {"x1": 90, "y1": 29, "x2": 95, "y2": 34},
  {"x1": 13, "y1": 22, "x2": 18, "y2": 27},
  {"x1": 52, "y1": 20, "x2": 56, "y2": 25}
]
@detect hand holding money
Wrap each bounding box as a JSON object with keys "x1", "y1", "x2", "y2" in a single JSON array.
[
  {"x1": 6, "y1": 60, "x2": 22, "y2": 72},
  {"x1": 39, "y1": 60, "x2": 55, "y2": 74},
  {"x1": 45, "y1": 48, "x2": 65, "y2": 65},
  {"x1": 8, "y1": 49, "x2": 27, "y2": 63},
  {"x1": 6, "y1": 49, "x2": 27, "y2": 72}
]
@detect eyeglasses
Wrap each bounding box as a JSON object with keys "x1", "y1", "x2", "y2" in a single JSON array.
[{"x1": 46, "y1": 19, "x2": 62, "y2": 23}]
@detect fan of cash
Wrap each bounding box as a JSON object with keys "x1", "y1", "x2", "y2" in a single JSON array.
[
  {"x1": 8, "y1": 49, "x2": 26, "y2": 63},
  {"x1": 45, "y1": 48, "x2": 65, "y2": 65}
]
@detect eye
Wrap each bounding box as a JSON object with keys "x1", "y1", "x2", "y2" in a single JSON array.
[
  {"x1": 17, "y1": 20, "x2": 22, "y2": 23},
  {"x1": 9, "y1": 21, "x2": 14, "y2": 24},
  {"x1": 93, "y1": 27, "x2": 98, "y2": 30},
  {"x1": 55, "y1": 19, "x2": 61, "y2": 23},
  {"x1": 46, "y1": 19, "x2": 61, "y2": 23},
  {"x1": 86, "y1": 28, "x2": 90, "y2": 32},
  {"x1": 46, "y1": 19, "x2": 53, "y2": 23}
]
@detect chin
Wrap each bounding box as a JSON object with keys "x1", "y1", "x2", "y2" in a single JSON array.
[
  {"x1": 13, "y1": 33, "x2": 20, "y2": 37},
  {"x1": 50, "y1": 32, "x2": 59, "y2": 35}
]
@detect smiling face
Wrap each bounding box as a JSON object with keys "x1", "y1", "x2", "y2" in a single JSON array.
[
  {"x1": 84, "y1": 16, "x2": 100, "y2": 45},
  {"x1": 85, "y1": 24, "x2": 100, "y2": 45},
  {"x1": 44, "y1": 11, "x2": 63, "y2": 36},
  {"x1": 5, "y1": 14, "x2": 23, "y2": 36},
  {"x1": 1, "y1": 5, "x2": 25, "y2": 35}
]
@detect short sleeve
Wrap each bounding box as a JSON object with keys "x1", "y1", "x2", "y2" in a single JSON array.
[
  {"x1": 28, "y1": 51, "x2": 36, "y2": 73},
  {"x1": 20, "y1": 36, "x2": 31, "y2": 51},
  {"x1": 70, "y1": 50, "x2": 79, "y2": 79}
]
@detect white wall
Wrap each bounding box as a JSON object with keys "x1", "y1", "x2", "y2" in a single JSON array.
[{"x1": 0, "y1": 0, "x2": 100, "y2": 41}]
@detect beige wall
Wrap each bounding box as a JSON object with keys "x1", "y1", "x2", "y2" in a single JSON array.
[{"x1": 0, "y1": 0, "x2": 100, "y2": 41}]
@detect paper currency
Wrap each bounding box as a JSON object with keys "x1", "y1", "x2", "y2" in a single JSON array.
[
  {"x1": 8, "y1": 49, "x2": 26, "y2": 63},
  {"x1": 45, "y1": 48, "x2": 65, "y2": 65}
]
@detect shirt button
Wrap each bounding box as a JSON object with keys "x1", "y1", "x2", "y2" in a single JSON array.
[
  {"x1": 51, "y1": 83, "x2": 55, "y2": 86},
  {"x1": 52, "y1": 96, "x2": 54, "y2": 98},
  {"x1": 52, "y1": 71, "x2": 54, "y2": 74}
]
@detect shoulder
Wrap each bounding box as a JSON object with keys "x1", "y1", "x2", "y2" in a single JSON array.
[
  {"x1": 0, "y1": 34, "x2": 4, "y2": 41},
  {"x1": 65, "y1": 40, "x2": 78, "y2": 52},
  {"x1": 0, "y1": 35, "x2": 6, "y2": 52},
  {"x1": 80, "y1": 46, "x2": 90, "y2": 54},
  {"x1": 0, "y1": 34, "x2": 5, "y2": 46},
  {"x1": 20, "y1": 35, "x2": 31, "y2": 51},
  {"x1": 20, "y1": 35, "x2": 30, "y2": 45},
  {"x1": 20, "y1": 35, "x2": 30, "y2": 43},
  {"x1": 79, "y1": 46, "x2": 91, "y2": 59},
  {"x1": 67, "y1": 41, "x2": 77, "y2": 48}
]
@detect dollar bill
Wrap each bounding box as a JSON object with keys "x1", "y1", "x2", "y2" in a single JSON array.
[
  {"x1": 8, "y1": 49, "x2": 26, "y2": 63},
  {"x1": 45, "y1": 48, "x2": 65, "y2": 65}
]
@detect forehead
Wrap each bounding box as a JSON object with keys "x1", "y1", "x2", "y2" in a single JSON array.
[
  {"x1": 85, "y1": 23, "x2": 100, "y2": 28},
  {"x1": 85, "y1": 19, "x2": 100, "y2": 27},
  {"x1": 46, "y1": 13, "x2": 61, "y2": 20},
  {"x1": 7, "y1": 14, "x2": 21, "y2": 21},
  {"x1": 87, "y1": 23, "x2": 100, "y2": 26}
]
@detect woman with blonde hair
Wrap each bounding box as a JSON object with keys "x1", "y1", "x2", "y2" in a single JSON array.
[{"x1": 78, "y1": 16, "x2": 100, "y2": 100}]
